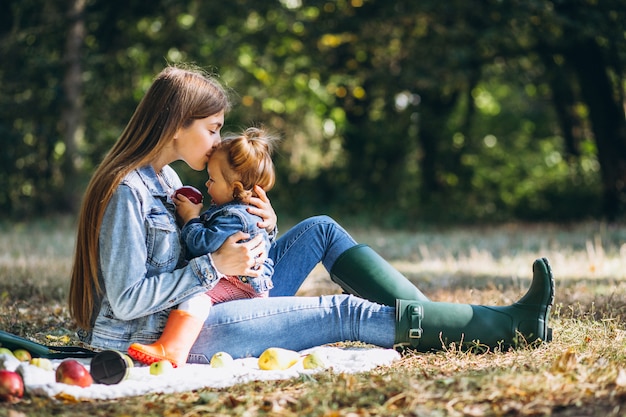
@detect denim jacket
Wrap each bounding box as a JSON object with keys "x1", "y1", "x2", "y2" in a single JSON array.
[
  {"x1": 80, "y1": 165, "x2": 224, "y2": 351},
  {"x1": 181, "y1": 201, "x2": 274, "y2": 294}
]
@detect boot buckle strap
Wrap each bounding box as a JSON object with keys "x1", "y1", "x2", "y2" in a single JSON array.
[
  {"x1": 409, "y1": 328, "x2": 422, "y2": 338},
  {"x1": 408, "y1": 304, "x2": 423, "y2": 339}
]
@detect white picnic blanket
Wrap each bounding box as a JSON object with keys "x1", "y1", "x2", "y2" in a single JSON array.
[{"x1": 0, "y1": 346, "x2": 400, "y2": 401}]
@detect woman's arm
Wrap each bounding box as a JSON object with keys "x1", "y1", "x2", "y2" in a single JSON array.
[
  {"x1": 99, "y1": 185, "x2": 218, "y2": 320},
  {"x1": 99, "y1": 186, "x2": 263, "y2": 321}
]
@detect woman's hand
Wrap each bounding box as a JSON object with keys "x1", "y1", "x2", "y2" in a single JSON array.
[
  {"x1": 246, "y1": 185, "x2": 277, "y2": 233},
  {"x1": 211, "y1": 231, "x2": 266, "y2": 277}
]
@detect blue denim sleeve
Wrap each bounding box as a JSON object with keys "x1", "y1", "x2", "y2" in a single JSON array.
[
  {"x1": 181, "y1": 213, "x2": 247, "y2": 259},
  {"x1": 99, "y1": 185, "x2": 221, "y2": 320},
  {"x1": 267, "y1": 225, "x2": 278, "y2": 244},
  {"x1": 244, "y1": 257, "x2": 274, "y2": 293}
]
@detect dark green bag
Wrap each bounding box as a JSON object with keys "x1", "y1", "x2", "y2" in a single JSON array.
[{"x1": 0, "y1": 330, "x2": 95, "y2": 359}]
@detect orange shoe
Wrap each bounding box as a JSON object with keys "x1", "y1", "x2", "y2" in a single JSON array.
[{"x1": 127, "y1": 310, "x2": 203, "y2": 367}]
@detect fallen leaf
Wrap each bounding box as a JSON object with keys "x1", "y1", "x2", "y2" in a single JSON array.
[
  {"x1": 551, "y1": 348, "x2": 577, "y2": 373},
  {"x1": 46, "y1": 334, "x2": 71, "y2": 344}
]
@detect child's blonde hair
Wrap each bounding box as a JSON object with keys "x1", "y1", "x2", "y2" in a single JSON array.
[{"x1": 214, "y1": 127, "x2": 277, "y2": 201}]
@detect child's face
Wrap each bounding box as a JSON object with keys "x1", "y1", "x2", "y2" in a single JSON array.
[{"x1": 205, "y1": 153, "x2": 233, "y2": 206}]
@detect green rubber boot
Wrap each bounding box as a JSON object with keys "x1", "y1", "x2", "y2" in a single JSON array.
[
  {"x1": 395, "y1": 258, "x2": 554, "y2": 351},
  {"x1": 330, "y1": 244, "x2": 429, "y2": 306}
]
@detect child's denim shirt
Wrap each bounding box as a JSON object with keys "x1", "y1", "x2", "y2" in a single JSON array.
[
  {"x1": 181, "y1": 202, "x2": 275, "y2": 294},
  {"x1": 80, "y1": 165, "x2": 223, "y2": 351}
]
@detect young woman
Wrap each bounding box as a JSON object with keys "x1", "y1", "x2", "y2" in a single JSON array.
[{"x1": 69, "y1": 65, "x2": 554, "y2": 364}]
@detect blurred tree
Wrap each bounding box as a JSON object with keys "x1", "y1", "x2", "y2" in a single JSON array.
[
  {"x1": 0, "y1": 1, "x2": 68, "y2": 214},
  {"x1": 558, "y1": 8, "x2": 626, "y2": 220},
  {"x1": 0, "y1": 0, "x2": 623, "y2": 224},
  {"x1": 497, "y1": 0, "x2": 626, "y2": 219}
]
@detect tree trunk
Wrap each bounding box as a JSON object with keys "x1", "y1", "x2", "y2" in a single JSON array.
[
  {"x1": 416, "y1": 90, "x2": 459, "y2": 197},
  {"x1": 541, "y1": 54, "x2": 581, "y2": 157},
  {"x1": 566, "y1": 39, "x2": 626, "y2": 220},
  {"x1": 60, "y1": 0, "x2": 86, "y2": 212}
]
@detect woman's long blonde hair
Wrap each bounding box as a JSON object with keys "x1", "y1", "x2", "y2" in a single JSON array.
[{"x1": 69, "y1": 65, "x2": 231, "y2": 330}]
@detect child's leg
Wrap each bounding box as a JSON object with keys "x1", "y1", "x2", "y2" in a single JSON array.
[
  {"x1": 179, "y1": 293, "x2": 212, "y2": 321},
  {"x1": 208, "y1": 276, "x2": 260, "y2": 303},
  {"x1": 127, "y1": 294, "x2": 211, "y2": 367}
]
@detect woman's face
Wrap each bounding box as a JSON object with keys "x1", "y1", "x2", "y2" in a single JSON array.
[{"x1": 174, "y1": 110, "x2": 225, "y2": 171}]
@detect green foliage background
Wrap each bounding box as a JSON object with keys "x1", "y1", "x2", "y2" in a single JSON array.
[{"x1": 0, "y1": 0, "x2": 624, "y2": 226}]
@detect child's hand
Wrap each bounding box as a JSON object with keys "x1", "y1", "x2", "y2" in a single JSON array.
[{"x1": 173, "y1": 194, "x2": 202, "y2": 224}]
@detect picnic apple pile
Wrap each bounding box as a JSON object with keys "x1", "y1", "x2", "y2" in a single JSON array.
[{"x1": 0, "y1": 342, "x2": 330, "y2": 403}]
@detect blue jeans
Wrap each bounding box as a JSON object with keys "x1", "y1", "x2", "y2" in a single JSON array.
[
  {"x1": 189, "y1": 295, "x2": 396, "y2": 362},
  {"x1": 188, "y1": 216, "x2": 397, "y2": 361},
  {"x1": 269, "y1": 215, "x2": 358, "y2": 296}
]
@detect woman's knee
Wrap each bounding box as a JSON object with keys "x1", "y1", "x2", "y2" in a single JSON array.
[{"x1": 300, "y1": 215, "x2": 339, "y2": 229}]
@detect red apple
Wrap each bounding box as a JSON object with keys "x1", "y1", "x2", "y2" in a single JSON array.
[
  {"x1": 0, "y1": 370, "x2": 24, "y2": 402},
  {"x1": 55, "y1": 359, "x2": 93, "y2": 388},
  {"x1": 173, "y1": 186, "x2": 203, "y2": 204}
]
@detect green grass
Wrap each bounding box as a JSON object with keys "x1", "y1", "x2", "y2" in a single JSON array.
[{"x1": 2, "y1": 218, "x2": 626, "y2": 416}]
